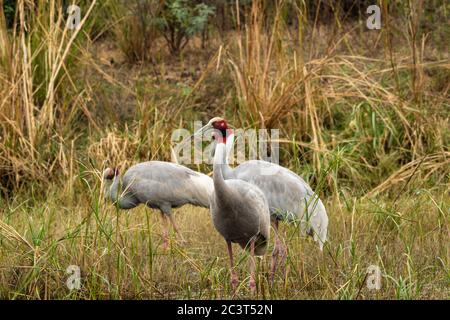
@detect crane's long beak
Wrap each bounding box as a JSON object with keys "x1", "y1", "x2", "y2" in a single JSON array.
[
  {"x1": 176, "y1": 122, "x2": 214, "y2": 149},
  {"x1": 194, "y1": 122, "x2": 214, "y2": 138},
  {"x1": 175, "y1": 119, "x2": 236, "y2": 148},
  {"x1": 193, "y1": 121, "x2": 236, "y2": 137}
]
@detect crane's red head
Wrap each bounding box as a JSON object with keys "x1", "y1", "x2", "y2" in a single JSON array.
[
  {"x1": 103, "y1": 167, "x2": 119, "y2": 180},
  {"x1": 208, "y1": 117, "x2": 233, "y2": 144},
  {"x1": 210, "y1": 117, "x2": 228, "y2": 130}
]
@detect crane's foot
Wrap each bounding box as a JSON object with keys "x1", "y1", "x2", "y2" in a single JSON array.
[
  {"x1": 249, "y1": 277, "x2": 256, "y2": 295},
  {"x1": 160, "y1": 232, "x2": 171, "y2": 251},
  {"x1": 161, "y1": 239, "x2": 169, "y2": 251},
  {"x1": 279, "y1": 244, "x2": 288, "y2": 278},
  {"x1": 269, "y1": 246, "x2": 280, "y2": 282},
  {"x1": 270, "y1": 238, "x2": 288, "y2": 282},
  {"x1": 269, "y1": 270, "x2": 276, "y2": 283},
  {"x1": 230, "y1": 272, "x2": 239, "y2": 293},
  {"x1": 176, "y1": 236, "x2": 188, "y2": 246}
]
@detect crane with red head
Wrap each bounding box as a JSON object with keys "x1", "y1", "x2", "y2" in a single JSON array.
[{"x1": 196, "y1": 117, "x2": 329, "y2": 281}]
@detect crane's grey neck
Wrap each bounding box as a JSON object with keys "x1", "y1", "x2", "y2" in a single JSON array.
[
  {"x1": 222, "y1": 133, "x2": 234, "y2": 178},
  {"x1": 104, "y1": 176, "x2": 120, "y2": 202},
  {"x1": 213, "y1": 142, "x2": 230, "y2": 197},
  {"x1": 225, "y1": 133, "x2": 234, "y2": 165}
]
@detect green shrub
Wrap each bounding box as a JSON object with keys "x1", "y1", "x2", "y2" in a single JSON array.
[
  {"x1": 156, "y1": 0, "x2": 215, "y2": 55},
  {"x1": 107, "y1": 0, "x2": 162, "y2": 62},
  {"x1": 2, "y1": 0, "x2": 15, "y2": 28}
]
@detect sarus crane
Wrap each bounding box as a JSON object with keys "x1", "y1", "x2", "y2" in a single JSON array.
[
  {"x1": 103, "y1": 161, "x2": 213, "y2": 247},
  {"x1": 209, "y1": 123, "x2": 271, "y2": 293},
  {"x1": 195, "y1": 117, "x2": 328, "y2": 280}
]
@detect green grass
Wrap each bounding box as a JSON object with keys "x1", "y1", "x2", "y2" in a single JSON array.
[{"x1": 0, "y1": 175, "x2": 448, "y2": 299}]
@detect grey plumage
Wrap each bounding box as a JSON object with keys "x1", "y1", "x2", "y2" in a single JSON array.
[
  {"x1": 210, "y1": 144, "x2": 270, "y2": 255},
  {"x1": 103, "y1": 161, "x2": 213, "y2": 243},
  {"x1": 104, "y1": 161, "x2": 213, "y2": 211},
  {"x1": 196, "y1": 118, "x2": 328, "y2": 250},
  {"x1": 223, "y1": 157, "x2": 328, "y2": 250},
  {"x1": 210, "y1": 136, "x2": 270, "y2": 292}
]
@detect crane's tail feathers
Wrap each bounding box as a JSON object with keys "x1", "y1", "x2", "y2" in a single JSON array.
[
  {"x1": 305, "y1": 196, "x2": 328, "y2": 251},
  {"x1": 313, "y1": 227, "x2": 327, "y2": 251}
]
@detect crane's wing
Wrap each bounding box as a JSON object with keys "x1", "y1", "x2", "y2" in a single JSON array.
[
  {"x1": 123, "y1": 161, "x2": 213, "y2": 209},
  {"x1": 233, "y1": 160, "x2": 328, "y2": 249}
]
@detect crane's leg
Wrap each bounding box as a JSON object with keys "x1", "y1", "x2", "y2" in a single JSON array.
[
  {"x1": 167, "y1": 214, "x2": 186, "y2": 244},
  {"x1": 159, "y1": 212, "x2": 170, "y2": 249},
  {"x1": 270, "y1": 219, "x2": 287, "y2": 282},
  {"x1": 249, "y1": 239, "x2": 256, "y2": 294},
  {"x1": 279, "y1": 240, "x2": 288, "y2": 280},
  {"x1": 227, "y1": 241, "x2": 238, "y2": 293},
  {"x1": 270, "y1": 220, "x2": 280, "y2": 282}
]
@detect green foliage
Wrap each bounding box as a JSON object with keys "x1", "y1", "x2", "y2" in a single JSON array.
[
  {"x1": 156, "y1": 0, "x2": 215, "y2": 55},
  {"x1": 2, "y1": 0, "x2": 15, "y2": 27},
  {"x1": 107, "y1": 0, "x2": 162, "y2": 62}
]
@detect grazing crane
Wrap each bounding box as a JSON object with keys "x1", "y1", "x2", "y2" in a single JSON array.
[
  {"x1": 196, "y1": 117, "x2": 328, "y2": 279},
  {"x1": 209, "y1": 123, "x2": 270, "y2": 293},
  {"x1": 103, "y1": 161, "x2": 213, "y2": 247}
]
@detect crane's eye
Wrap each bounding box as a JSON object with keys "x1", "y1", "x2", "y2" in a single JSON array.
[
  {"x1": 212, "y1": 119, "x2": 227, "y2": 130},
  {"x1": 104, "y1": 168, "x2": 116, "y2": 180}
]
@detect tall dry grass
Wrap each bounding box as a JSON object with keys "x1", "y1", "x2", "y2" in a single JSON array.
[
  {"x1": 0, "y1": 0, "x2": 97, "y2": 192},
  {"x1": 225, "y1": 0, "x2": 448, "y2": 189}
]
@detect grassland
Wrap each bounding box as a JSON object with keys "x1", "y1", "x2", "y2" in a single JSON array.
[
  {"x1": 0, "y1": 183, "x2": 449, "y2": 299},
  {"x1": 0, "y1": 0, "x2": 448, "y2": 299}
]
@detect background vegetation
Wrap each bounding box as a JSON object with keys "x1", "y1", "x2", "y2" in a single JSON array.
[{"x1": 0, "y1": 0, "x2": 448, "y2": 299}]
